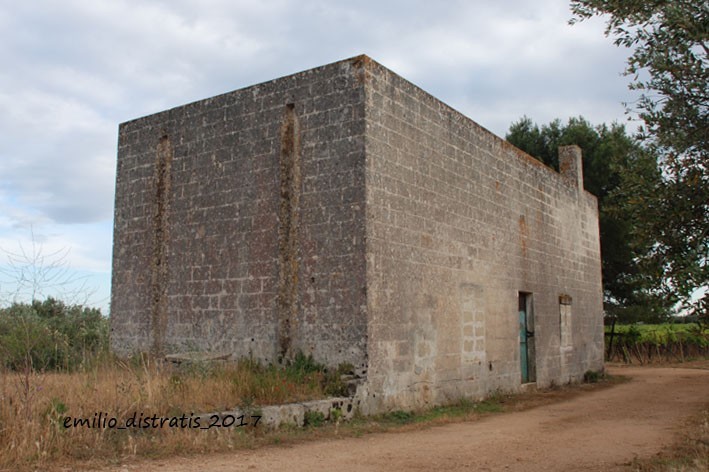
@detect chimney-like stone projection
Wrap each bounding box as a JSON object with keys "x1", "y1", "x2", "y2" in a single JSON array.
[{"x1": 559, "y1": 144, "x2": 584, "y2": 190}]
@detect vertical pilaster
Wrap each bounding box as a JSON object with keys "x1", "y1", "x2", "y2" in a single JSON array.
[{"x1": 151, "y1": 133, "x2": 172, "y2": 356}]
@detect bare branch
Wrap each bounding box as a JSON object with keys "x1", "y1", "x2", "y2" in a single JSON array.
[{"x1": 0, "y1": 229, "x2": 97, "y2": 307}]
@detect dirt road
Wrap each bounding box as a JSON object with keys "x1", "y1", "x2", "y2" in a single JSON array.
[{"x1": 120, "y1": 366, "x2": 709, "y2": 471}]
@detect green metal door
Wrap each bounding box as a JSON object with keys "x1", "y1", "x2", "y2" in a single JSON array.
[{"x1": 519, "y1": 296, "x2": 529, "y2": 383}]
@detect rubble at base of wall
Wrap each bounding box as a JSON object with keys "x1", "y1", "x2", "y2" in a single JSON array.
[{"x1": 198, "y1": 397, "x2": 359, "y2": 430}]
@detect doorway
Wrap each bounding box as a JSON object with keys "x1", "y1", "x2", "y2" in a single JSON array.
[{"x1": 518, "y1": 293, "x2": 536, "y2": 383}]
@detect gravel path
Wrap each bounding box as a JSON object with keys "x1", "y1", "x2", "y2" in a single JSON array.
[{"x1": 113, "y1": 365, "x2": 709, "y2": 471}]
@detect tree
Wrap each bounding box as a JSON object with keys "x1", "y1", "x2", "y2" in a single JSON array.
[
  {"x1": 507, "y1": 116, "x2": 669, "y2": 322},
  {"x1": 570, "y1": 1, "x2": 708, "y2": 320}
]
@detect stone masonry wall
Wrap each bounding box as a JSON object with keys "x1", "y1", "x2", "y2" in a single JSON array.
[
  {"x1": 361, "y1": 58, "x2": 604, "y2": 413},
  {"x1": 111, "y1": 55, "x2": 605, "y2": 415},
  {"x1": 111, "y1": 58, "x2": 369, "y2": 370}
]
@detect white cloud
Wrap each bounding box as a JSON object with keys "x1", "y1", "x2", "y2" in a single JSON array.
[
  {"x1": 0, "y1": 87, "x2": 115, "y2": 224},
  {"x1": 0, "y1": 0, "x2": 637, "y2": 310}
]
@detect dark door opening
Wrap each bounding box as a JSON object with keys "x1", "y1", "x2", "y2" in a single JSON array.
[{"x1": 518, "y1": 293, "x2": 536, "y2": 383}]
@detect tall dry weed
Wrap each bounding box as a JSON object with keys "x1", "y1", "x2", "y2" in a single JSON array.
[{"x1": 0, "y1": 355, "x2": 334, "y2": 471}]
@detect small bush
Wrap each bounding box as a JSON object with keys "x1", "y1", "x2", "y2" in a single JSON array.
[
  {"x1": 286, "y1": 351, "x2": 324, "y2": 377},
  {"x1": 583, "y1": 370, "x2": 602, "y2": 383},
  {"x1": 281, "y1": 353, "x2": 354, "y2": 397},
  {"x1": 330, "y1": 407, "x2": 343, "y2": 423},
  {"x1": 323, "y1": 362, "x2": 354, "y2": 396},
  {"x1": 303, "y1": 410, "x2": 325, "y2": 427}
]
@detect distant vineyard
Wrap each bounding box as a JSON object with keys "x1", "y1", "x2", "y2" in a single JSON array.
[{"x1": 605, "y1": 323, "x2": 709, "y2": 364}]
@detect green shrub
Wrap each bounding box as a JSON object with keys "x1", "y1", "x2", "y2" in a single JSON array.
[
  {"x1": 0, "y1": 298, "x2": 108, "y2": 371},
  {"x1": 303, "y1": 410, "x2": 325, "y2": 427},
  {"x1": 583, "y1": 370, "x2": 602, "y2": 383},
  {"x1": 285, "y1": 351, "x2": 324, "y2": 377},
  {"x1": 282, "y1": 352, "x2": 354, "y2": 397}
]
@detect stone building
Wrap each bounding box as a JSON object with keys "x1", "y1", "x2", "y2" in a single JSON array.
[{"x1": 110, "y1": 55, "x2": 604, "y2": 413}]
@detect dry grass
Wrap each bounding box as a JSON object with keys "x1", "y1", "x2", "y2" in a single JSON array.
[
  {"x1": 0, "y1": 355, "x2": 333, "y2": 471},
  {"x1": 0, "y1": 365, "x2": 647, "y2": 472}
]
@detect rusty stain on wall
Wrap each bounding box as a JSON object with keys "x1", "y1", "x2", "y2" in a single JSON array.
[
  {"x1": 519, "y1": 214, "x2": 528, "y2": 257},
  {"x1": 351, "y1": 54, "x2": 370, "y2": 85},
  {"x1": 277, "y1": 104, "x2": 301, "y2": 361}
]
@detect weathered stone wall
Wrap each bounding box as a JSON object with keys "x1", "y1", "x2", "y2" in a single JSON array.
[
  {"x1": 111, "y1": 55, "x2": 604, "y2": 415},
  {"x1": 111, "y1": 59, "x2": 369, "y2": 369},
  {"x1": 361, "y1": 59, "x2": 603, "y2": 413}
]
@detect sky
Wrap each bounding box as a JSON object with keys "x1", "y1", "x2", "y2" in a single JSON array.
[{"x1": 0, "y1": 0, "x2": 637, "y2": 313}]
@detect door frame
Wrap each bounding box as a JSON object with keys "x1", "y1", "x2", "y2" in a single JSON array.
[{"x1": 518, "y1": 292, "x2": 536, "y2": 383}]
